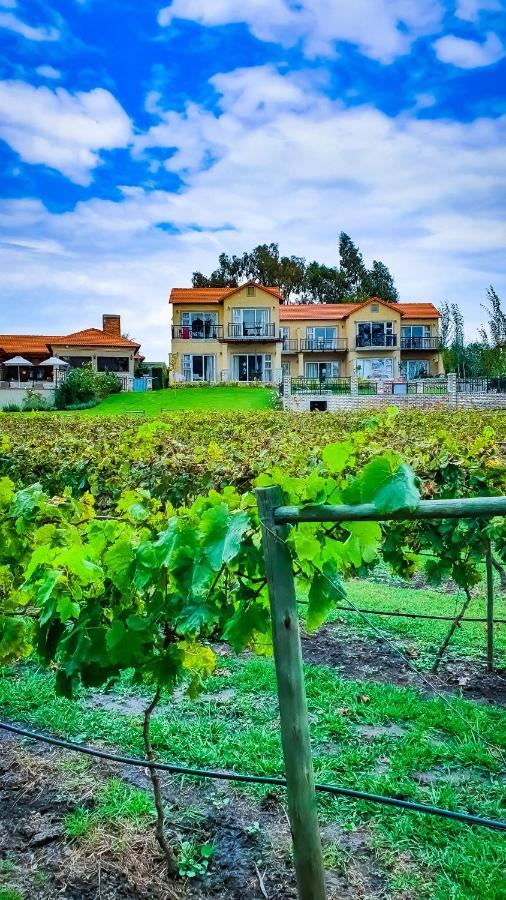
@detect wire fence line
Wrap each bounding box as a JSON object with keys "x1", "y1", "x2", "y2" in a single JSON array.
[
  {"x1": 0, "y1": 720, "x2": 504, "y2": 833},
  {"x1": 262, "y1": 521, "x2": 506, "y2": 769}
]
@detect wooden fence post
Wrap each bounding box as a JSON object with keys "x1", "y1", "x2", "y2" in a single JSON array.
[
  {"x1": 486, "y1": 542, "x2": 494, "y2": 673},
  {"x1": 256, "y1": 486, "x2": 327, "y2": 900}
]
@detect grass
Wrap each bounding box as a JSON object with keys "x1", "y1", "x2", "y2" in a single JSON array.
[
  {"x1": 64, "y1": 778, "x2": 154, "y2": 838},
  {"x1": 1, "y1": 655, "x2": 505, "y2": 899},
  {"x1": 328, "y1": 576, "x2": 506, "y2": 668},
  {"x1": 64, "y1": 386, "x2": 276, "y2": 415}
]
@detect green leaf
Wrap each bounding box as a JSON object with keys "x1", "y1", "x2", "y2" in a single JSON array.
[
  {"x1": 372, "y1": 463, "x2": 420, "y2": 513},
  {"x1": 200, "y1": 505, "x2": 250, "y2": 571},
  {"x1": 306, "y1": 565, "x2": 346, "y2": 633},
  {"x1": 343, "y1": 521, "x2": 381, "y2": 564},
  {"x1": 321, "y1": 441, "x2": 354, "y2": 474}
]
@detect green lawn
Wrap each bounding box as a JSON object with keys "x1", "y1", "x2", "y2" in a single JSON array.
[
  {"x1": 1, "y1": 658, "x2": 505, "y2": 898},
  {"x1": 70, "y1": 386, "x2": 276, "y2": 415}
]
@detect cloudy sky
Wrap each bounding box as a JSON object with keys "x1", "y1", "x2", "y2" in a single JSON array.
[{"x1": 0, "y1": 0, "x2": 505, "y2": 358}]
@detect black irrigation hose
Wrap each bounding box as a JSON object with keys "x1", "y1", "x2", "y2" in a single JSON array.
[{"x1": 1, "y1": 720, "x2": 505, "y2": 833}]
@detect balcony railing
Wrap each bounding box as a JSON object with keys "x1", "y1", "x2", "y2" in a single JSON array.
[
  {"x1": 172, "y1": 325, "x2": 223, "y2": 340},
  {"x1": 400, "y1": 337, "x2": 441, "y2": 350},
  {"x1": 281, "y1": 339, "x2": 299, "y2": 353},
  {"x1": 300, "y1": 339, "x2": 348, "y2": 352},
  {"x1": 355, "y1": 334, "x2": 397, "y2": 349},
  {"x1": 226, "y1": 323, "x2": 277, "y2": 340}
]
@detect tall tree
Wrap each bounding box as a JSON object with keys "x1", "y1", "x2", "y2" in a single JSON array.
[
  {"x1": 365, "y1": 260, "x2": 399, "y2": 302},
  {"x1": 439, "y1": 301, "x2": 452, "y2": 348},
  {"x1": 478, "y1": 286, "x2": 506, "y2": 347},
  {"x1": 303, "y1": 262, "x2": 347, "y2": 304},
  {"x1": 338, "y1": 232, "x2": 367, "y2": 295}
]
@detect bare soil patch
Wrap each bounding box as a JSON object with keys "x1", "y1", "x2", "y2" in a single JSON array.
[
  {"x1": 0, "y1": 734, "x2": 389, "y2": 899},
  {"x1": 301, "y1": 626, "x2": 506, "y2": 706}
]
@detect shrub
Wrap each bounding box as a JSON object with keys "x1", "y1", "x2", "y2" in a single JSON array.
[
  {"x1": 64, "y1": 400, "x2": 99, "y2": 411},
  {"x1": 1, "y1": 404, "x2": 20, "y2": 413},
  {"x1": 22, "y1": 389, "x2": 52, "y2": 412},
  {"x1": 54, "y1": 366, "x2": 121, "y2": 409},
  {"x1": 55, "y1": 365, "x2": 97, "y2": 410},
  {"x1": 95, "y1": 371, "x2": 122, "y2": 399}
]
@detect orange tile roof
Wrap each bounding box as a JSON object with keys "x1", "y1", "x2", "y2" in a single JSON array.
[
  {"x1": 396, "y1": 303, "x2": 440, "y2": 319},
  {"x1": 0, "y1": 328, "x2": 140, "y2": 358},
  {"x1": 170, "y1": 282, "x2": 281, "y2": 304},
  {"x1": 53, "y1": 329, "x2": 140, "y2": 349},
  {"x1": 279, "y1": 300, "x2": 440, "y2": 320},
  {"x1": 280, "y1": 303, "x2": 358, "y2": 320}
]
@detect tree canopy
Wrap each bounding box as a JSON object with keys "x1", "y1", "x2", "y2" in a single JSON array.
[{"x1": 192, "y1": 233, "x2": 399, "y2": 304}]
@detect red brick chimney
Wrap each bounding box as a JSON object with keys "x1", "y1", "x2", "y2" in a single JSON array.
[{"x1": 102, "y1": 314, "x2": 121, "y2": 337}]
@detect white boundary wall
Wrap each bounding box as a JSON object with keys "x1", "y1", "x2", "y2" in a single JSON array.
[{"x1": 283, "y1": 374, "x2": 506, "y2": 412}]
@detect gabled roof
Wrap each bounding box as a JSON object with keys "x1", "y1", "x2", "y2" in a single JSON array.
[
  {"x1": 279, "y1": 298, "x2": 440, "y2": 321},
  {"x1": 0, "y1": 328, "x2": 140, "y2": 358},
  {"x1": 170, "y1": 280, "x2": 281, "y2": 304},
  {"x1": 53, "y1": 328, "x2": 140, "y2": 349}
]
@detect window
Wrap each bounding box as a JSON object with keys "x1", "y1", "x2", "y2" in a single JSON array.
[
  {"x1": 231, "y1": 354, "x2": 272, "y2": 382},
  {"x1": 182, "y1": 354, "x2": 216, "y2": 382},
  {"x1": 356, "y1": 358, "x2": 394, "y2": 379},
  {"x1": 97, "y1": 356, "x2": 129, "y2": 372},
  {"x1": 356, "y1": 322, "x2": 395, "y2": 347},
  {"x1": 305, "y1": 326, "x2": 337, "y2": 349},
  {"x1": 305, "y1": 361, "x2": 340, "y2": 379},
  {"x1": 60, "y1": 356, "x2": 92, "y2": 369},
  {"x1": 401, "y1": 359, "x2": 430, "y2": 379},
  {"x1": 282, "y1": 361, "x2": 291, "y2": 376},
  {"x1": 401, "y1": 325, "x2": 431, "y2": 349},
  {"x1": 371, "y1": 303, "x2": 379, "y2": 312},
  {"x1": 180, "y1": 311, "x2": 218, "y2": 338},
  {"x1": 231, "y1": 308, "x2": 271, "y2": 337},
  {"x1": 280, "y1": 327, "x2": 290, "y2": 340},
  {"x1": 247, "y1": 285, "x2": 256, "y2": 296}
]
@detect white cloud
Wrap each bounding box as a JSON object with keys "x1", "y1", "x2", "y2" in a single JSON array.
[
  {"x1": 0, "y1": 64, "x2": 504, "y2": 355},
  {"x1": 455, "y1": 0, "x2": 502, "y2": 22},
  {"x1": 158, "y1": 0, "x2": 444, "y2": 62},
  {"x1": 0, "y1": 81, "x2": 132, "y2": 184},
  {"x1": 0, "y1": 10, "x2": 60, "y2": 41},
  {"x1": 433, "y1": 30, "x2": 504, "y2": 67},
  {"x1": 35, "y1": 65, "x2": 61, "y2": 79}
]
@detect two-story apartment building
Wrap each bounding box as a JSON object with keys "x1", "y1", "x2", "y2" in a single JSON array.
[{"x1": 169, "y1": 282, "x2": 443, "y2": 382}]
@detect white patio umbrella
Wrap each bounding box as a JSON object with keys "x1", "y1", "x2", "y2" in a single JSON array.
[
  {"x1": 40, "y1": 356, "x2": 69, "y2": 385},
  {"x1": 40, "y1": 356, "x2": 69, "y2": 367},
  {"x1": 3, "y1": 355, "x2": 32, "y2": 383}
]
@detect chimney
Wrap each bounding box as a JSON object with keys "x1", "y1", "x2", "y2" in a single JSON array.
[{"x1": 102, "y1": 314, "x2": 121, "y2": 337}]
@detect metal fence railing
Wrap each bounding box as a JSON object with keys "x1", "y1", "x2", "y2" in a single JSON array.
[
  {"x1": 457, "y1": 377, "x2": 506, "y2": 394},
  {"x1": 291, "y1": 377, "x2": 351, "y2": 395}
]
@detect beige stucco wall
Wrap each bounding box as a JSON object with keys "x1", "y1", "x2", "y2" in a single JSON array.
[{"x1": 171, "y1": 286, "x2": 282, "y2": 379}]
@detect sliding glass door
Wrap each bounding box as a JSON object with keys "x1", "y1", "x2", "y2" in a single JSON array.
[
  {"x1": 231, "y1": 354, "x2": 272, "y2": 382},
  {"x1": 182, "y1": 354, "x2": 216, "y2": 382}
]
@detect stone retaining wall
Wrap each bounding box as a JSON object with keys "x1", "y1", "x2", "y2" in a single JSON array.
[{"x1": 283, "y1": 374, "x2": 506, "y2": 412}]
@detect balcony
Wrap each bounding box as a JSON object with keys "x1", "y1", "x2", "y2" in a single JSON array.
[
  {"x1": 172, "y1": 325, "x2": 223, "y2": 340},
  {"x1": 400, "y1": 337, "x2": 442, "y2": 351},
  {"x1": 281, "y1": 339, "x2": 299, "y2": 353},
  {"x1": 223, "y1": 323, "x2": 278, "y2": 341},
  {"x1": 300, "y1": 339, "x2": 348, "y2": 352},
  {"x1": 355, "y1": 334, "x2": 397, "y2": 349}
]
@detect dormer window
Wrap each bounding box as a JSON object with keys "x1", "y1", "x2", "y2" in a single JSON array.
[
  {"x1": 371, "y1": 303, "x2": 379, "y2": 312},
  {"x1": 247, "y1": 285, "x2": 256, "y2": 297}
]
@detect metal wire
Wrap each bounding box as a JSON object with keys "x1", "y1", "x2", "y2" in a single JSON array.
[
  {"x1": 1, "y1": 720, "x2": 504, "y2": 832},
  {"x1": 262, "y1": 522, "x2": 506, "y2": 768}
]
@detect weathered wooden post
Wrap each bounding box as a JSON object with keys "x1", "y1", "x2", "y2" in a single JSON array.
[
  {"x1": 486, "y1": 541, "x2": 494, "y2": 673},
  {"x1": 256, "y1": 486, "x2": 327, "y2": 900}
]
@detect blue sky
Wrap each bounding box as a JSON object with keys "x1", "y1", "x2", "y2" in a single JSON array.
[{"x1": 0, "y1": 0, "x2": 505, "y2": 358}]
